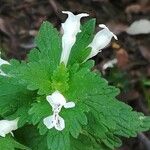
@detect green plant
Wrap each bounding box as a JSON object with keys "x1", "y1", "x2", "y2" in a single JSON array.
[{"x1": 0, "y1": 11, "x2": 150, "y2": 150}]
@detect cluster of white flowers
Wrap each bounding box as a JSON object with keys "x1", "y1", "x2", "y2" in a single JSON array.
[
  {"x1": 43, "y1": 91, "x2": 75, "y2": 131},
  {"x1": 60, "y1": 11, "x2": 117, "y2": 65}
]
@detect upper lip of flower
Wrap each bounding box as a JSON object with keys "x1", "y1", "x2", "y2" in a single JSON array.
[
  {"x1": 98, "y1": 24, "x2": 118, "y2": 40},
  {"x1": 46, "y1": 90, "x2": 75, "y2": 112},
  {"x1": 59, "y1": 11, "x2": 117, "y2": 65}
]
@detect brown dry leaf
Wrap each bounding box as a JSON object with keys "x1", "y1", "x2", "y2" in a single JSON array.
[
  {"x1": 125, "y1": 2, "x2": 150, "y2": 14},
  {"x1": 115, "y1": 48, "x2": 129, "y2": 69},
  {"x1": 112, "y1": 42, "x2": 129, "y2": 69}
]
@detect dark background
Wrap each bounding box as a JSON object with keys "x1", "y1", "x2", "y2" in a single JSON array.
[{"x1": 0, "y1": 0, "x2": 150, "y2": 150}]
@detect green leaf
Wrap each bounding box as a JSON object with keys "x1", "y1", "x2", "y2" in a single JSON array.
[
  {"x1": 7, "y1": 106, "x2": 31, "y2": 128},
  {"x1": 68, "y1": 19, "x2": 96, "y2": 65},
  {"x1": 2, "y1": 59, "x2": 52, "y2": 95},
  {"x1": 47, "y1": 130, "x2": 70, "y2": 150},
  {"x1": 61, "y1": 102, "x2": 88, "y2": 138},
  {"x1": 51, "y1": 63, "x2": 69, "y2": 92},
  {"x1": 66, "y1": 62, "x2": 150, "y2": 149},
  {"x1": 27, "y1": 48, "x2": 41, "y2": 62},
  {"x1": 18, "y1": 60, "x2": 52, "y2": 95},
  {"x1": 35, "y1": 21, "x2": 62, "y2": 71},
  {"x1": 0, "y1": 136, "x2": 30, "y2": 150},
  {"x1": 71, "y1": 133, "x2": 107, "y2": 150},
  {"x1": 0, "y1": 76, "x2": 35, "y2": 117},
  {"x1": 28, "y1": 98, "x2": 50, "y2": 135}
]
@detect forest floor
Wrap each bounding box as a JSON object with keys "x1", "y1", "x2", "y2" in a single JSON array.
[{"x1": 0, "y1": 0, "x2": 150, "y2": 150}]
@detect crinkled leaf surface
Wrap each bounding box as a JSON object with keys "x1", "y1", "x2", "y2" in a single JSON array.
[
  {"x1": 66, "y1": 62, "x2": 150, "y2": 149},
  {"x1": 2, "y1": 59, "x2": 52, "y2": 95},
  {"x1": 0, "y1": 76, "x2": 35, "y2": 117},
  {"x1": 35, "y1": 21, "x2": 62, "y2": 71}
]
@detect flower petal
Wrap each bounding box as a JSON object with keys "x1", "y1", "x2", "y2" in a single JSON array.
[
  {"x1": 46, "y1": 91, "x2": 66, "y2": 107},
  {"x1": 0, "y1": 58, "x2": 9, "y2": 66},
  {"x1": 87, "y1": 24, "x2": 117, "y2": 60},
  {"x1": 60, "y1": 11, "x2": 89, "y2": 65},
  {"x1": 43, "y1": 115, "x2": 55, "y2": 129},
  {"x1": 0, "y1": 119, "x2": 18, "y2": 137},
  {"x1": 64, "y1": 102, "x2": 75, "y2": 108},
  {"x1": 0, "y1": 70, "x2": 7, "y2": 76},
  {"x1": 98, "y1": 24, "x2": 118, "y2": 40},
  {"x1": 55, "y1": 115, "x2": 65, "y2": 131},
  {"x1": 0, "y1": 54, "x2": 10, "y2": 76},
  {"x1": 61, "y1": 11, "x2": 89, "y2": 35},
  {"x1": 0, "y1": 132, "x2": 6, "y2": 137}
]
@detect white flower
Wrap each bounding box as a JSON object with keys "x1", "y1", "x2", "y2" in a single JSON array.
[
  {"x1": 43, "y1": 90, "x2": 75, "y2": 131},
  {"x1": 0, "y1": 53, "x2": 10, "y2": 76},
  {"x1": 43, "y1": 113, "x2": 65, "y2": 131},
  {"x1": 60, "y1": 11, "x2": 89, "y2": 66},
  {"x1": 87, "y1": 24, "x2": 118, "y2": 60},
  {"x1": 46, "y1": 90, "x2": 75, "y2": 113},
  {"x1": 0, "y1": 118, "x2": 18, "y2": 137}
]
